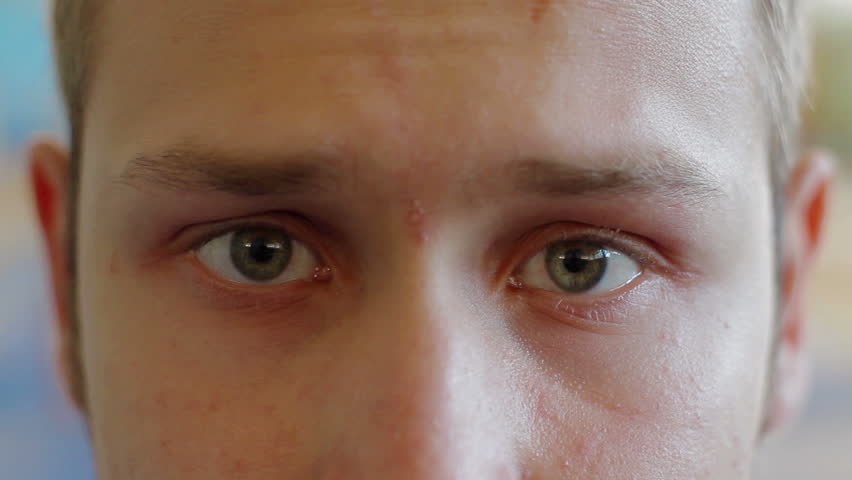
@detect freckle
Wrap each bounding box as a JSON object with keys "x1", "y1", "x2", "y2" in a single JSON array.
[
  {"x1": 109, "y1": 250, "x2": 122, "y2": 274},
  {"x1": 529, "y1": 0, "x2": 552, "y2": 24},
  {"x1": 229, "y1": 459, "x2": 249, "y2": 475}
]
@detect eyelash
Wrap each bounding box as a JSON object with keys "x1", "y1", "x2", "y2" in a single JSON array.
[
  {"x1": 503, "y1": 224, "x2": 658, "y2": 281},
  {"x1": 175, "y1": 215, "x2": 663, "y2": 303},
  {"x1": 494, "y1": 223, "x2": 672, "y2": 330},
  {"x1": 171, "y1": 213, "x2": 333, "y2": 273}
]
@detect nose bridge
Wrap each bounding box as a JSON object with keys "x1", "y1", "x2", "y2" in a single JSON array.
[
  {"x1": 362, "y1": 239, "x2": 465, "y2": 380},
  {"x1": 332, "y1": 246, "x2": 514, "y2": 478}
]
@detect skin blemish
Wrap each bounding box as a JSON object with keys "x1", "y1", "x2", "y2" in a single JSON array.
[
  {"x1": 405, "y1": 199, "x2": 429, "y2": 244},
  {"x1": 226, "y1": 458, "x2": 249, "y2": 475},
  {"x1": 528, "y1": 0, "x2": 552, "y2": 24},
  {"x1": 312, "y1": 266, "x2": 333, "y2": 282}
]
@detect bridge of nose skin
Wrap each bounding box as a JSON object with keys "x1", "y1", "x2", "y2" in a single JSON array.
[{"x1": 310, "y1": 234, "x2": 532, "y2": 479}]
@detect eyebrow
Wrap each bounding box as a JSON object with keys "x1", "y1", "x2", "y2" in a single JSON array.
[
  {"x1": 115, "y1": 145, "x2": 726, "y2": 202},
  {"x1": 509, "y1": 155, "x2": 725, "y2": 203},
  {"x1": 116, "y1": 147, "x2": 342, "y2": 196}
]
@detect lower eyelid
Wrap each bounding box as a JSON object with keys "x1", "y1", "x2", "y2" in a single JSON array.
[
  {"x1": 509, "y1": 285, "x2": 649, "y2": 335},
  {"x1": 184, "y1": 252, "x2": 320, "y2": 311},
  {"x1": 197, "y1": 274, "x2": 315, "y2": 313}
]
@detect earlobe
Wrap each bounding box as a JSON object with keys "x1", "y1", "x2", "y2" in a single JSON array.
[
  {"x1": 28, "y1": 139, "x2": 86, "y2": 411},
  {"x1": 763, "y1": 150, "x2": 835, "y2": 436}
]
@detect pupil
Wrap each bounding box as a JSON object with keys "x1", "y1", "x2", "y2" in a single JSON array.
[
  {"x1": 563, "y1": 250, "x2": 589, "y2": 273},
  {"x1": 249, "y1": 238, "x2": 277, "y2": 263}
]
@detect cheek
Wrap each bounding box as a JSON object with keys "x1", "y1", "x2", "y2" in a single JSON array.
[
  {"x1": 516, "y1": 286, "x2": 772, "y2": 477},
  {"x1": 78, "y1": 255, "x2": 327, "y2": 478},
  {"x1": 80, "y1": 300, "x2": 324, "y2": 479}
]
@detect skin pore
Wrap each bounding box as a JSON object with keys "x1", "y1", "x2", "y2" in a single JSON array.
[{"x1": 30, "y1": 0, "x2": 833, "y2": 478}]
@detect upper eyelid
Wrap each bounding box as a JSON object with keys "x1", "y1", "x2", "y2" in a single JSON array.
[
  {"x1": 170, "y1": 215, "x2": 312, "y2": 253},
  {"x1": 151, "y1": 212, "x2": 366, "y2": 284},
  {"x1": 137, "y1": 214, "x2": 320, "y2": 272},
  {"x1": 192, "y1": 223, "x2": 297, "y2": 250},
  {"x1": 512, "y1": 226, "x2": 660, "y2": 275}
]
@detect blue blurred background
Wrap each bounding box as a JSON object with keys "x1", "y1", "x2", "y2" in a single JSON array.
[
  {"x1": 1, "y1": 2, "x2": 93, "y2": 479},
  {"x1": 0, "y1": 0, "x2": 849, "y2": 478}
]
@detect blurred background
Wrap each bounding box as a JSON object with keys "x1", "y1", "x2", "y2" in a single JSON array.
[{"x1": 0, "y1": 1, "x2": 849, "y2": 478}]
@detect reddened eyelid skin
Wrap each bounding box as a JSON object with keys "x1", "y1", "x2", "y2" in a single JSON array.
[
  {"x1": 139, "y1": 212, "x2": 357, "y2": 312},
  {"x1": 180, "y1": 255, "x2": 320, "y2": 315},
  {"x1": 498, "y1": 223, "x2": 695, "y2": 333},
  {"x1": 514, "y1": 285, "x2": 651, "y2": 334}
]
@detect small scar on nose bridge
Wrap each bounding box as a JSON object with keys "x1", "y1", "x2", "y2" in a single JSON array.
[
  {"x1": 528, "y1": 0, "x2": 552, "y2": 23},
  {"x1": 406, "y1": 199, "x2": 429, "y2": 244}
]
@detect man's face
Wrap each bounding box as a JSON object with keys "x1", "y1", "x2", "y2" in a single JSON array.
[{"x1": 76, "y1": 0, "x2": 775, "y2": 478}]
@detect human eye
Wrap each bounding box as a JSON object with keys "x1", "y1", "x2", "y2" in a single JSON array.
[
  {"x1": 195, "y1": 226, "x2": 320, "y2": 285},
  {"x1": 514, "y1": 238, "x2": 641, "y2": 295}
]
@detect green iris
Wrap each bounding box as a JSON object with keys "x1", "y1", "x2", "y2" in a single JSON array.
[
  {"x1": 230, "y1": 228, "x2": 293, "y2": 282},
  {"x1": 545, "y1": 241, "x2": 610, "y2": 293}
]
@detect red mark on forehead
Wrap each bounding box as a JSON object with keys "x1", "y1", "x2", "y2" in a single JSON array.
[{"x1": 529, "y1": 0, "x2": 552, "y2": 24}]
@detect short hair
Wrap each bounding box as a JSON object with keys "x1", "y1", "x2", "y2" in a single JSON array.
[{"x1": 51, "y1": 0, "x2": 807, "y2": 407}]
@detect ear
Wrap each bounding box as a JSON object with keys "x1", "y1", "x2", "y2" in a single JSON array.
[
  {"x1": 29, "y1": 138, "x2": 86, "y2": 412},
  {"x1": 763, "y1": 149, "x2": 835, "y2": 435}
]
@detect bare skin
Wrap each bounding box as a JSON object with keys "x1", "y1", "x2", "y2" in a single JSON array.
[{"x1": 31, "y1": 0, "x2": 832, "y2": 478}]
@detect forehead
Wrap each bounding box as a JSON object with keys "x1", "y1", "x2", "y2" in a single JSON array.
[{"x1": 85, "y1": 0, "x2": 765, "y2": 189}]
